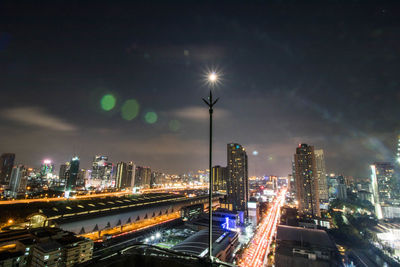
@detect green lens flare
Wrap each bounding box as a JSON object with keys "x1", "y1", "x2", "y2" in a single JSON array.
[
  {"x1": 100, "y1": 94, "x2": 116, "y2": 111},
  {"x1": 121, "y1": 99, "x2": 140, "y2": 120},
  {"x1": 169, "y1": 120, "x2": 180, "y2": 131},
  {"x1": 145, "y1": 112, "x2": 158, "y2": 124}
]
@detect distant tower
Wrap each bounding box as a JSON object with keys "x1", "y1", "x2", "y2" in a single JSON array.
[
  {"x1": 371, "y1": 162, "x2": 395, "y2": 204},
  {"x1": 294, "y1": 144, "x2": 320, "y2": 217},
  {"x1": 59, "y1": 162, "x2": 70, "y2": 186},
  {"x1": 227, "y1": 143, "x2": 249, "y2": 213},
  {"x1": 115, "y1": 162, "x2": 128, "y2": 189},
  {"x1": 0, "y1": 153, "x2": 15, "y2": 184},
  {"x1": 314, "y1": 149, "x2": 328, "y2": 203},
  {"x1": 370, "y1": 164, "x2": 383, "y2": 219},
  {"x1": 40, "y1": 159, "x2": 54, "y2": 178},
  {"x1": 91, "y1": 155, "x2": 113, "y2": 187},
  {"x1": 336, "y1": 175, "x2": 347, "y2": 200},
  {"x1": 135, "y1": 166, "x2": 151, "y2": 188},
  {"x1": 127, "y1": 162, "x2": 136, "y2": 188},
  {"x1": 9, "y1": 165, "x2": 26, "y2": 197},
  {"x1": 396, "y1": 135, "x2": 400, "y2": 164},
  {"x1": 212, "y1": 165, "x2": 227, "y2": 192},
  {"x1": 65, "y1": 156, "x2": 79, "y2": 191}
]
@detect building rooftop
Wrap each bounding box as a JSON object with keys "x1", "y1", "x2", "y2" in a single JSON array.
[
  {"x1": 276, "y1": 225, "x2": 336, "y2": 249},
  {"x1": 172, "y1": 229, "x2": 237, "y2": 257},
  {"x1": 35, "y1": 240, "x2": 61, "y2": 253}
]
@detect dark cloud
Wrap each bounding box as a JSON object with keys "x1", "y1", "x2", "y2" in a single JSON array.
[{"x1": 0, "y1": 1, "x2": 399, "y2": 177}]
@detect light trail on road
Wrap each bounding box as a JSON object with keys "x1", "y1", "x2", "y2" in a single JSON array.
[{"x1": 239, "y1": 188, "x2": 286, "y2": 267}]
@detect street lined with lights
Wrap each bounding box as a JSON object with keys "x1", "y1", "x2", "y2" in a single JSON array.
[{"x1": 239, "y1": 188, "x2": 286, "y2": 267}]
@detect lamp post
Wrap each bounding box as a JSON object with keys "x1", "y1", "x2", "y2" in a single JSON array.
[{"x1": 202, "y1": 72, "x2": 219, "y2": 262}]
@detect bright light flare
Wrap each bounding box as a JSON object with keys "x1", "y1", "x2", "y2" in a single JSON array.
[
  {"x1": 202, "y1": 67, "x2": 223, "y2": 88},
  {"x1": 208, "y1": 72, "x2": 218, "y2": 82}
]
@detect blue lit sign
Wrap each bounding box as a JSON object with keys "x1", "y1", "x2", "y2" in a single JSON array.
[{"x1": 221, "y1": 216, "x2": 237, "y2": 231}]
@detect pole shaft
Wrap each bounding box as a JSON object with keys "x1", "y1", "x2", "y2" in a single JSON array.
[{"x1": 209, "y1": 93, "x2": 213, "y2": 261}]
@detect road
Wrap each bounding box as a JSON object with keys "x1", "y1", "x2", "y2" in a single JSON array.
[
  {"x1": 0, "y1": 185, "x2": 208, "y2": 205},
  {"x1": 239, "y1": 189, "x2": 286, "y2": 267}
]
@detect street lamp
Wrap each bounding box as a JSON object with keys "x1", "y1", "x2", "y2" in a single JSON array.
[{"x1": 202, "y1": 72, "x2": 219, "y2": 262}]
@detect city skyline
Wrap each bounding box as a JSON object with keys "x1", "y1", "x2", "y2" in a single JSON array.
[{"x1": 1, "y1": 2, "x2": 400, "y2": 178}]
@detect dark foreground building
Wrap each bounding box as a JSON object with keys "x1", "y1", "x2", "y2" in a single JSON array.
[{"x1": 275, "y1": 225, "x2": 341, "y2": 267}]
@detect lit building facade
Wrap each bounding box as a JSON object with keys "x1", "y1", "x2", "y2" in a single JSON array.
[
  {"x1": 372, "y1": 162, "x2": 396, "y2": 203},
  {"x1": 91, "y1": 155, "x2": 113, "y2": 187},
  {"x1": 212, "y1": 165, "x2": 227, "y2": 192},
  {"x1": 294, "y1": 144, "x2": 320, "y2": 217},
  {"x1": 9, "y1": 165, "x2": 26, "y2": 197},
  {"x1": 115, "y1": 162, "x2": 131, "y2": 189},
  {"x1": 40, "y1": 160, "x2": 54, "y2": 178},
  {"x1": 336, "y1": 175, "x2": 347, "y2": 200},
  {"x1": 135, "y1": 166, "x2": 151, "y2": 188},
  {"x1": 314, "y1": 149, "x2": 328, "y2": 203},
  {"x1": 227, "y1": 143, "x2": 248, "y2": 213},
  {"x1": 65, "y1": 157, "x2": 79, "y2": 192}
]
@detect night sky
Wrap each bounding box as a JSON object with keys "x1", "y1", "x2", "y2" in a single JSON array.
[{"x1": 1, "y1": 1, "x2": 400, "y2": 178}]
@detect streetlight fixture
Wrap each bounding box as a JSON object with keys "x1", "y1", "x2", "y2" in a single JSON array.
[{"x1": 202, "y1": 72, "x2": 219, "y2": 262}]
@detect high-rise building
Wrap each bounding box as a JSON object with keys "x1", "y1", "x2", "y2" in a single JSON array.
[
  {"x1": 371, "y1": 164, "x2": 383, "y2": 219},
  {"x1": 150, "y1": 171, "x2": 164, "y2": 187},
  {"x1": 227, "y1": 143, "x2": 248, "y2": 213},
  {"x1": 314, "y1": 149, "x2": 328, "y2": 203},
  {"x1": 66, "y1": 156, "x2": 79, "y2": 191},
  {"x1": 9, "y1": 165, "x2": 26, "y2": 197},
  {"x1": 115, "y1": 162, "x2": 129, "y2": 189},
  {"x1": 135, "y1": 166, "x2": 151, "y2": 187},
  {"x1": 294, "y1": 144, "x2": 320, "y2": 217},
  {"x1": 59, "y1": 163, "x2": 69, "y2": 180},
  {"x1": 371, "y1": 162, "x2": 396, "y2": 204},
  {"x1": 290, "y1": 160, "x2": 296, "y2": 196},
  {"x1": 212, "y1": 165, "x2": 227, "y2": 192},
  {"x1": 91, "y1": 155, "x2": 113, "y2": 187},
  {"x1": 336, "y1": 175, "x2": 347, "y2": 200},
  {"x1": 396, "y1": 134, "x2": 400, "y2": 164},
  {"x1": 127, "y1": 162, "x2": 136, "y2": 188},
  {"x1": 0, "y1": 153, "x2": 15, "y2": 184},
  {"x1": 76, "y1": 169, "x2": 87, "y2": 187},
  {"x1": 40, "y1": 159, "x2": 54, "y2": 178}
]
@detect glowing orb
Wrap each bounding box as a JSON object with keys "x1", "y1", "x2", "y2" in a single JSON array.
[
  {"x1": 145, "y1": 111, "x2": 158, "y2": 124},
  {"x1": 169, "y1": 120, "x2": 181, "y2": 132},
  {"x1": 100, "y1": 94, "x2": 116, "y2": 111},
  {"x1": 121, "y1": 99, "x2": 140, "y2": 120}
]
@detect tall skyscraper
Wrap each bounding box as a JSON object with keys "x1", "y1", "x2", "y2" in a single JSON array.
[
  {"x1": 115, "y1": 162, "x2": 128, "y2": 189},
  {"x1": 127, "y1": 162, "x2": 136, "y2": 188},
  {"x1": 336, "y1": 175, "x2": 347, "y2": 200},
  {"x1": 396, "y1": 135, "x2": 400, "y2": 164},
  {"x1": 40, "y1": 159, "x2": 54, "y2": 178},
  {"x1": 294, "y1": 144, "x2": 320, "y2": 217},
  {"x1": 0, "y1": 153, "x2": 15, "y2": 184},
  {"x1": 370, "y1": 164, "x2": 383, "y2": 219},
  {"x1": 91, "y1": 155, "x2": 113, "y2": 187},
  {"x1": 135, "y1": 166, "x2": 151, "y2": 187},
  {"x1": 314, "y1": 149, "x2": 328, "y2": 203},
  {"x1": 227, "y1": 143, "x2": 248, "y2": 213},
  {"x1": 371, "y1": 162, "x2": 395, "y2": 203},
  {"x1": 212, "y1": 165, "x2": 227, "y2": 192},
  {"x1": 65, "y1": 156, "x2": 79, "y2": 191},
  {"x1": 9, "y1": 165, "x2": 26, "y2": 197}
]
